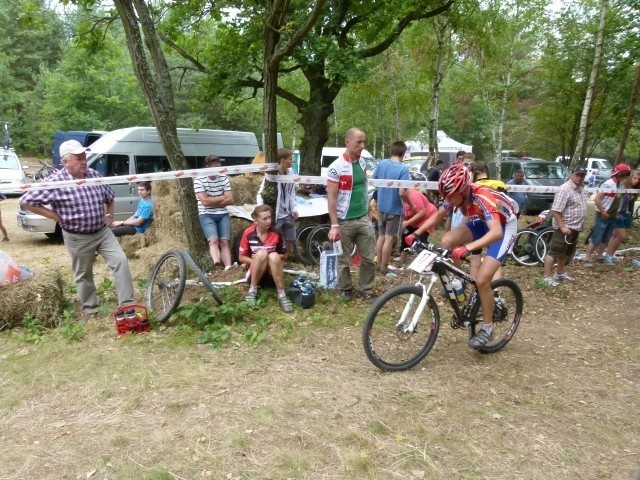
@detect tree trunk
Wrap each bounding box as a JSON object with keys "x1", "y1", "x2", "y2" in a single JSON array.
[
  {"x1": 572, "y1": 0, "x2": 608, "y2": 166},
  {"x1": 114, "y1": 0, "x2": 208, "y2": 266},
  {"x1": 429, "y1": 16, "x2": 448, "y2": 167},
  {"x1": 615, "y1": 63, "x2": 640, "y2": 165}
]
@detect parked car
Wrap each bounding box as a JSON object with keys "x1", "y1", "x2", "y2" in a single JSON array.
[
  {"x1": 555, "y1": 156, "x2": 613, "y2": 184},
  {"x1": 489, "y1": 158, "x2": 568, "y2": 214},
  {"x1": 0, "y1": 148, "x2": 28, "y2": 196}
]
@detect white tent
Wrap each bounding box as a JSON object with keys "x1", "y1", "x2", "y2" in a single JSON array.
[{"x1": 406, "y1": 130, "x2": 472, "y2": 166}]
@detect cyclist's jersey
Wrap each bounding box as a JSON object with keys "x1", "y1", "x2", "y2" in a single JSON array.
[{"x1": 443, "y1": 184, "x2": 516, "y2": 225}]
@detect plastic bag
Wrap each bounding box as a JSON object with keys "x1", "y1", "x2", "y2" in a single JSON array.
[
  {"x1": 319, "y1": 249, "x2": 338, "y2": 289},
  {"x1": 0, "y1": 250, "x2": 34, "y2": 287}
]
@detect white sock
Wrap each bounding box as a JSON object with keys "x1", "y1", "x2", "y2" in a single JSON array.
[{"x1": 277, "y1": 289, "x2": 286, "y2": 298}]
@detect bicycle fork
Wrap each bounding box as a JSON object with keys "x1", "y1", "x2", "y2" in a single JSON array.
[{"x1": 397, "y1": 275, "x2": 438, "y2": 334}]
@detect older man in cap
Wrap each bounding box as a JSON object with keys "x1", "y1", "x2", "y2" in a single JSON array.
[
  {"x1": 20, "y1": 140, "x2": 135, "y2": 315},
  {"x1": 540, "y1": 165, "x2": 588, "y2": 286}
]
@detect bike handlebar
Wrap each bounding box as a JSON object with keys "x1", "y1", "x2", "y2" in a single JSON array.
[{"x1": 412, "y1": 241, "x2": 451, "y2": 257}]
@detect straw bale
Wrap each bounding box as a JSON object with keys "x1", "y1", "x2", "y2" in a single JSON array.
[
  {"x1": 230, "y1": 174, "x2": 262, "y2": 205},
  {"x1": 0, "y1": 268, "x2": 66, "y2": 330}
]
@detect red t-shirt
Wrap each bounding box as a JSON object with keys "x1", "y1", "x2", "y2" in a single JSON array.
[
  {"x1": 239, "y1": 225, "x2": 286, "y2": 258},
  {"x1": 403, "y1": 189, "x2": 437, "y2": 233}
]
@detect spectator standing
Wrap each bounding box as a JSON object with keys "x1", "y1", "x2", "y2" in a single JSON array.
[
  {"x1": 326, "y1": 128, "x2": 377, "y2": 301},
  {"x1": 541, "y1": 166, "x2": 588, "y2": 286},
  {"x1": 194, "y1": 155, "x2": 234, "y2": 270},
  {"x1": 373, "y1": 141, "x2": 414, "y2": 278},
  {"x1": 257, "y1": 148, "x2": 298, "y2": 255},
  {"x1": 506, "y1": 169, "x2": 526, "y2": 214},
  {"x1": 455, "y1": 151, "x2": 466, "y2": 164},
  {"x1": 427, "y1": 160, "x2": 445, "y2": 182},
  {"x1": 110, "y1": 182, "x2": 154, "y2": 237},
  {"x1": 584, "y1": 163, "x2": 631, "y2": 264},
  {"x1": 0, "y1": 192, "x2": 8, "y2": 241},
  {"x1": 604, "y1": 169, "x2": 640, "y2": 259},
  {"x1": 238, "y1": 205, "x2": 293, "y2": 312},
  {"x1": 19, "y1": 140, "x2": 135, "y2": 315},
  {"x1": 398, "y1": 188, "x2": 437, "y2": 262}
]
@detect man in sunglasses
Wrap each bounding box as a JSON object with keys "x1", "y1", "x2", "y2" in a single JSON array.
[{"x1": 541, "y1": 165, "x2": 588, "y2": 286}]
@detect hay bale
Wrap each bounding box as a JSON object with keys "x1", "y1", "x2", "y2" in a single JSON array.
[
  {"x1": 0, "y1": 268, "x2": 66, "y2": 330},
  {"x1": 230, "y1": 175, "x2": 262, "y2": 205}
]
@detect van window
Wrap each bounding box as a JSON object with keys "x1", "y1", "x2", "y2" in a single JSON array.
[
  {"x1": 91, "y1": 154, "x2": 130, "y2": 177},
  {"x1": 592, "y1": 160, "x2": 612, "y2": 170},
  {"x1": 136, "y1": 155, "x2": 171, "y2": 173}
]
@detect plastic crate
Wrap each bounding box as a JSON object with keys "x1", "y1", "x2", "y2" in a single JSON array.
[{"x1": 114, "y1": 304, "x2": 150, "y2": 335}]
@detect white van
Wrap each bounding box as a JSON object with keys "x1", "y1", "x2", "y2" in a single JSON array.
[
  {"x1": 556, "y1": 155, "x2": 613, "y2": 183},
  {"x1": 17, "y1": 127, "x2": 260, "y2": 237},
  {"x1": 319, "y1": 147, "x2": 376, "y2": 176}
]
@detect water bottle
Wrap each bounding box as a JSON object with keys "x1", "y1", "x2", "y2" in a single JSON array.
[{"x1": 451, "y1": 278, "x2": 466, "y2": 303}]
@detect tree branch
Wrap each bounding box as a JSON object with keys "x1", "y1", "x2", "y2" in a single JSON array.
[
  {"x1": 273, "y1": 0, "x2": 326, "y2": 64},
  {"x1": 159, "y1": 31, "x2": 209, "y2": 73}
]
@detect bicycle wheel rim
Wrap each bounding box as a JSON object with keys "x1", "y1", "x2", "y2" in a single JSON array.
[
  {"x1": 534, "y1": 227, "x2": 554, "y2": 263},
  {"x1": 469, "y1": 279, "x2": 523, "y2": 354},
  {"x1": 147, "y1": 250, "x2": 186, "y2": 323},
  {"x1": 306, "y1": 224, "x2": 330, "y2": 266},
  {"x1": 362, "y1": 285, "x2": 440, "y2": 371},
  {"x1": 510, "y1": 229, "x2": 539, "y2": 266},
  {"x1": 293, "y1": 224, "x2": 316, "y2": 266}
]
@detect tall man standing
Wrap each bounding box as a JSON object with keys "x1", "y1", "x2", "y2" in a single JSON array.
[
  {"x1": 541, "y1": 165, "x2": 588, "y2": 286},
  {"x1": 20, "y1": 140, "x2": 135, "y2": 315},
  {"x1": 327, "y1": 128, "x2": 376, "y2": 301},
  {"x1": 372, "y1": 141, "x2": 413, "y2": 278},
  {"x1": 506, "y1": 169, "x2": 526, "y2": 214}
]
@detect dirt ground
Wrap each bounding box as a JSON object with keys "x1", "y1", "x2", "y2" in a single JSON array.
[{"x1": 0, "y1": 163, "x2": 638, "y2": 479}]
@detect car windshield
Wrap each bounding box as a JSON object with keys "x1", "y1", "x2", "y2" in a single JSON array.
[
  {"x1": 523, "y1": 163, "x2": 567, "y2": 179},
  {"x1": 0, "y1": 152, "x2": 20, "y2": 170},
  {"x1": 594, "y1": 160, "x2": 612, "y2": 170}
]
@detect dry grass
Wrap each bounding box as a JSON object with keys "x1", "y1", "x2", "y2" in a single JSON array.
[{"x1": 0, "y1": 195, "x2": 639, "y2": 479}]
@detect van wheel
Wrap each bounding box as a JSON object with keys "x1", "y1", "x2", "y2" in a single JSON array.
[{"x1": 45, "y1": 223, "x2": 62, "y2": 240}]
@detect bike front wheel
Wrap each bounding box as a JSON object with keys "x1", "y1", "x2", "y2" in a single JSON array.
[
  {"x1": 467, "y1": 278, "x2": 523, "y2": 354},
  {"x1": 147, "y1": 250, "x2": 186, "y2": 323},
  {"x1": 362, "y1": 285, "x2": 441, "y2": 371},
  {"x1": 534, "y1": 226, "x2": 554, "y2": 263}
]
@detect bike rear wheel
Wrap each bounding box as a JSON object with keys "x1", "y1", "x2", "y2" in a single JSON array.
[
  {"x1": 467, "y1": 278, "x2": 523, "y2": 354},
  {"x1": 510, "y1": 229, "x2": 539, "y2": 266},
  {"x1": 306, "y1": 224, "x2": 331, "y2": 266},
  {"x1": 362, "y1": 285, "x2": 441, "y2": 371},
  {"x1": 147, "y1": 250, "x2": 186, "y2": 323},
  {"x1": 534, "y1": 226, "x2": 554, "y2": 263},
  {"x1": 293, "y1": 224, "x2": 317, "y2": 265}
]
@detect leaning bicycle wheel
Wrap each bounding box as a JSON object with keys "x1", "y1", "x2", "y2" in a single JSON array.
[
  {"x1": 306, "y1": 224, "x2": 330, "y2": 266},
  {"x1": 510, "y1": 229, "x2": 540, "y2": 266},
  {"x1": 181, "y1": 250, "x2": 224, "y2": 306},
  {"x1": 293, "y1": 224, "x2": 317, "y2": 265},
  {"x1": 147, "y1": 250, "x2": 187, "y2": 323},
  {"x1": 534, "y1": 226, "x2": 554, "y2": 263},
  {"x1": 362, "y1": 285, "x2": 441, "y2": 371},
  {"x1": 467, "y1": 278, "x2": 523, "y2": 354}
]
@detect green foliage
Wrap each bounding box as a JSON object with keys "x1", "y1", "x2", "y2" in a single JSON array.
[
  {"x1": 58, "y1": 310, "x2": 85, "y2": 342},
  {"x1": 16, "y1": 313, "x2": 46, "y2": 343}
]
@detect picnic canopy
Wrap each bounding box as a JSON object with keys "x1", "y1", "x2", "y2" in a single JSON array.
[{"x1": 406, "y1": 130, "x2": 473, "y2": 166}]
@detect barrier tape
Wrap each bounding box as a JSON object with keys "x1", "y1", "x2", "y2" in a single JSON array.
[
  {"x1": 3, "y1": 162, "x2": 638, "y2": 195},
  {"x1": 265, "y1": 174, "x2": 640, "y2": 194}
]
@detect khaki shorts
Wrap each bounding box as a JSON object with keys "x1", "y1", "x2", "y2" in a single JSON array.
[
  {"x1": 377, "y1": 212, "x2": 402, "y2": 237},
  {"x1": 547, "y1": 228, "x2": 580, "y2": 259}
]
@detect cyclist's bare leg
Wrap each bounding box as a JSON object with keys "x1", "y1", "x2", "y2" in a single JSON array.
[
  {"x1": 266, "y1": 252, "x2": 286, "y2": 290},
  {"x1": 476, "y1": 256, "x2": 502, "y2": 328},
  {"x1": 470, "y1": 254, "x2": 503, "y2": 280},
  {"x1": 440, "y1": 224, "x2": 473, "y2": 250}
]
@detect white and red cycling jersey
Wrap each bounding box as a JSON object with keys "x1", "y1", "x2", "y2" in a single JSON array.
[{"x1": 443, "y1": 184, "x2": 517, "y2": 225}]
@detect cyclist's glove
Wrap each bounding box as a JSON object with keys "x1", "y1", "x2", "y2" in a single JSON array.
[
  {"x1": 452, "y1": 245, "x2": 470, "y2": 260},
  {"x1": 404, "y1": 234, "x2": 416, "y2": 246}
]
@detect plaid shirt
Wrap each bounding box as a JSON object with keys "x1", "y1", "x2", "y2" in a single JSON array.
[
  {"x1": 551, "y1": 179, "x2": 587, "y2": 231},
  {"x1": 21, "y1": 168, "x2": 115, "y2": 233}
]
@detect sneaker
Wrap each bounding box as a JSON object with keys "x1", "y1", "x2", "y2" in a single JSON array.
[
  {"x1": 541, "y1": 276, "x2": 559, "y2": 287},
  {"x1": 340, "y1": 290, "x2": 353, "y2": 302},
  {"x1": 469, "y1": 327, "x2": 493, "y2": 349},
  {"x1": 385, "y1": 271, "x2": 398, "y2": 279},
  {"x1": 1, "y1": 237, "x2": 8, "y2": 242},
  {"x1": 278, "y1": 296, "x2": 293, "y2": 313},
  {"x1": 245, "y1": 289, "x2": 257, "y2": 304},
  {"x1": 553, "y1": 272, "x2": 574, "y2": 281},
  {"x1": 603, "y1": 255, "x2": 614, "y2": 265}
]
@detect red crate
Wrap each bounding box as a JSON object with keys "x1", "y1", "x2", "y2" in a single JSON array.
[{"x1": 114, "y1": 304, "x2": 150, "y2": 335}]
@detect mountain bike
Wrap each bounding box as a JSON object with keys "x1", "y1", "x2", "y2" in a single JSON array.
[
  {"x1": 362, "y1": 242, "x2": 523, "y2": 371},
  {"x1": 147, "y1": 249, "x2": 223, "y2": 322}
]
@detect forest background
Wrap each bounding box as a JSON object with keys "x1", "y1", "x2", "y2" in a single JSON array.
[{"x1": 0, "y1": 0, "x2": 638, "y2": 169}]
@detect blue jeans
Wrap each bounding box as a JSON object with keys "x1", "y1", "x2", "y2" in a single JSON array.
[
  {"x1": 199, "y1": 213, "x2": 231, "y2": 241},
  {"x1": 590, "y1": 216, "x2": 615, "y2": 246}
]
